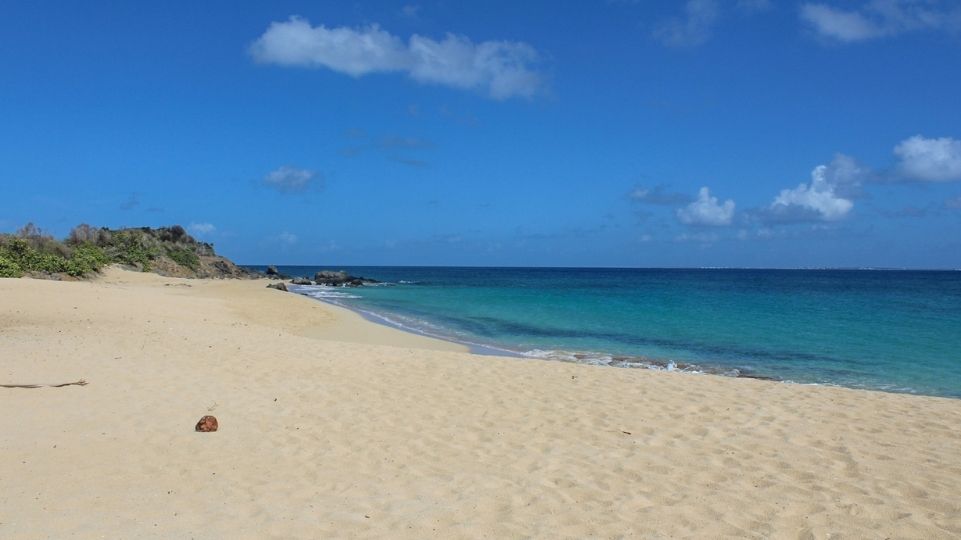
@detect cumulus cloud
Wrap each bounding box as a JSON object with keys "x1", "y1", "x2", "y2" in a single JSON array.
[
  {"x1": 820, "y1": 153, "x2": 870, "y2": 189},
  {"x1": 800, "y1": 1, "x2": 960, "y2": 43},
  {"x1": 653, "y1": 0, "x2": 721, "y2": 47},
  {"x1": 263, "y1": 165, "x2": 319, "y2": 193},
  {"x1": 800, "y1": 4, "x2": 883, "y2": 41},
  {"x1": 894, "y1": 135, "x2": 961, "y2": 182},
  {"x1": 629, "y1": 185, "x2": 693, "y2": 205},
  {"x1": 250, "y1": 19, "x2": 407, "y2": 75},
  {"x1": 408, "y1": 34, "x2": 541, "y2": 99},
  {"x1": 765, "y1": 155, "x2": 863, "y2": 222},
  {"x1": 189, "y1": 222, "x2": 216, "y2": 235},
  {"x1": 250, "y1": 16, "x2": 543, "y2": 100},
  {"x1": 676, "y1": 187, "x2": 735, "y2": 226}
]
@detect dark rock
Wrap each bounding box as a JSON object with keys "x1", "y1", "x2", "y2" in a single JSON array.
[
  {"x1": 290, "y1": 277, "x2": 313, "y2": 285},
  {"x1": 313, "y1": 270, "x2": 379, "y2": 287},
  {"x1": 194, "y1": 256, "x2": 258, "y2": 279},
  {"x1": 266, "y1": 282, "x2": 288, "y2": 292},
  {"x1": 264, "y1": 265, "x2": 291, "y2": 280},
  {"x1": 195, "y1": 415, "x2": 218, "y2": 432},
  {"x1": 313, "y1": 270, "x2": 349, "y2": 284}
]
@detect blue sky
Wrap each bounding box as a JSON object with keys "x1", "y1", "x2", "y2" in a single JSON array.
[{"x1": 2, "y1": 0, "x2": 960, "y2": 268}]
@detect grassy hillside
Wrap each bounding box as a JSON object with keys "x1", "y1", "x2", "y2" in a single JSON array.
[{"x1": 0, "y1": 223, "x2": 253, "y2": 279}]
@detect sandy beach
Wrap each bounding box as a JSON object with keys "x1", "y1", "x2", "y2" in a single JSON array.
[{"x1": 1, "y1": 268, "x2": 960, "y2": 539}]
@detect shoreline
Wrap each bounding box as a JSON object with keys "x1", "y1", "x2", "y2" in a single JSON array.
[
  {"x1": 286, "y1": 284, "x2": 527, "y2": 359},
  {"x1": 2, "y1": 268, "x2": 961, "y2": 538},
  {"x1": 286, "y1": 284, "x2": 927, "y2": 398},
  {"x1": 352, "y1": 305, "x2": 525, "y2": 359}
]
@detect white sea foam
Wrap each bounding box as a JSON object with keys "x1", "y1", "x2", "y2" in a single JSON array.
[
  {"x1": 524, "y1": 349, "x2": 620, "y2": 367},
  {"x1": 522, "y1": 348, "x2": 710, "y2": 374},
  {"x1": 524, "y1": 349, "x2": 579, "y2": 362},
  {"x1": 359, "y1": 309, "x2": 448, "y2": 335},
  {"x1": 290, "y1": 285, "x2": 362, "y2": 300},
  {"x1": 307, "y1": 291, "x2": 362, "y2": 299}
]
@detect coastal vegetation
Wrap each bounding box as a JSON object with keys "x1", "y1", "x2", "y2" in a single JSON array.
[{"x1": 0, "y1": 223, "x2": 249, "y2": 279}]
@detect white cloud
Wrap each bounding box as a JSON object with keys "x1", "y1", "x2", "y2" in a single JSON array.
[
  {"x1": 653, "y1": 0, "x2": 720, "y2": 47},
  {"x1": 250, "y1": 18, "x2": 407, "y2": 76},
  {"x1": 188, "y1": 222, "x2": 216, "y2": 235},
  {"x1": 767, "y1": 156, "x2": 859, "y2": 222},
  {"x1": 408, "y1": 34, "x2": 541, "y2": 100},
  {"x1": 800, "y1": 1, "x2": 960, "y2": 42},
  {"x1": 264, "y1": 165, "x2": 318, "y2": 193},
  {"x1": 250, "y1": 16, "x2": 543, "y2": 100},
  {"x1": 676, "y1": 187, "x2": 735, "y2": 226},
  {"x1": 819, "y1": 152, "x2": 868, "y2": 187},
  {"x1": 277, "y1": 231, "x2": 298, "y2": 245},
  {"x1": 894, "y1": 135, "x2": 961, "y2": 182},
  {"x1": 800, "y1": 4, "x2": 882, "y2": 41}
]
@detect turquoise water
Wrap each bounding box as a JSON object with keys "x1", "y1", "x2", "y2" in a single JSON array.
[{"x1": 256, "y1": 267, "x2": 961, "y2": 398}]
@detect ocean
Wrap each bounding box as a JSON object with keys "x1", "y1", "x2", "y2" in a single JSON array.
[{"x1": 252, "y1": 266, "x2": 961, "y2": 398}]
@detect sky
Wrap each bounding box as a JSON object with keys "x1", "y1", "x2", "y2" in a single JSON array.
[{"x1": 1, "y1": 0, "x2": 960, "y2": 268}]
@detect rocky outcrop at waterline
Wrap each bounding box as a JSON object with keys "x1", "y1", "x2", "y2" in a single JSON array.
[{"x1": 312, "y1": 270, "x2": 379, "y2": 287}]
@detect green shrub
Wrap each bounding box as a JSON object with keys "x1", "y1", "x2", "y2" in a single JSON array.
[
  {"x1": 107, "y1": 230, "x2": 159, "y2": 271},
  {"x1": 166, "y1": 246, "x2": 199, "y2": 270},
  {"x1": 1, "y1": 237, "x2": 67, "y2": 274},
  {"x1": 2, "y1": 222, "x2": 216, "y2": 278},
  {"x1": 26, "y1": 251, "x2": 68, "y2": 273},
  {"x1": 5, "y1": 237, "x2": 29, "y2": 258},
  {"x1": 0, "y1": 254, "x2": 22, "y2": 278},
  {"x1": 0, "y1": 235, "x2": 106, "y2": 278},
  {"x1": 65, "y1": 243, "x2": 109, "y2": 277}
]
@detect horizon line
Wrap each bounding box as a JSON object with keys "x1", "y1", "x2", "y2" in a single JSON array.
[{"x1": 239, "y1": 264, "x2": 961, "y2": 272}]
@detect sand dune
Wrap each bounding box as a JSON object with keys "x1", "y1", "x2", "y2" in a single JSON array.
[{"x1": 1, "y1": 268, "x2": 960, "y2": 538}]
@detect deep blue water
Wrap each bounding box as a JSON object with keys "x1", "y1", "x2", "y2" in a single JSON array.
[{"x1": 251, "y1": 266, "x2": 961, "y2": 398}]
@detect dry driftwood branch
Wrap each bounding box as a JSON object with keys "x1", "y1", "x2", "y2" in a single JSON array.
[{"x1": 0, "y1": 379, "x2": 88, "y2": 389}]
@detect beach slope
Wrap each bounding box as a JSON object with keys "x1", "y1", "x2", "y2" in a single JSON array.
[{"x1": 1, "y1": 268, "x2": 960, "y2": 538}]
